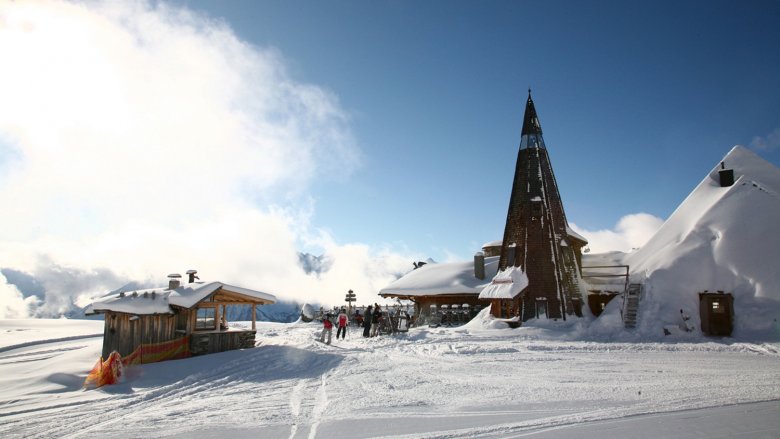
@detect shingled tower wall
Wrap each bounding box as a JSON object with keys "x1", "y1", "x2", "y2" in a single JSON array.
[{"x1": 497, "y1": 92, "x2": 583, "y2": 321}]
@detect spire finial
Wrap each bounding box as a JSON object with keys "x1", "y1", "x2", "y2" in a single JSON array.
[{"x1": 521, "y1": 90, "x2": 542, "y2": 137}]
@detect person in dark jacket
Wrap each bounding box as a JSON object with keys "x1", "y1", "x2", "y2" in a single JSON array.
[
  {"x1": 363, "y1": 305, "x2": 372, "y2": 337},
  {"x1": 370, "y1": 304, "x2": 382, "y2": 337}
]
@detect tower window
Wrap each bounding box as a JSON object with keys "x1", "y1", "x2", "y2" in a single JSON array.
[{"x1": 531, "y1": 200, "x2": 542, "y2": 217}]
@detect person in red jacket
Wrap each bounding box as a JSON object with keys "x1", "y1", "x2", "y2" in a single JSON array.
[
  {"x1": 319, "y1": 313, "x2": 333, "y2": 345},
  {"x1": 336, "y1": 308, "x2": 348, "y2": 340}
]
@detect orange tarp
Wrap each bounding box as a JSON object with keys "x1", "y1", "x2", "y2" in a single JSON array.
[
  {"x1": 84, "y1": 336, "x2": 190, "y2": 389},
  {"x1": 122, "y1": 335, "x2": 191, "y2": 366},
  {"x1": 83, "y1": 351, "x2": 124, "y2": 389}
]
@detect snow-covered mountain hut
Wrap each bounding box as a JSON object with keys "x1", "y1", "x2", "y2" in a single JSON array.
[
  {"x1": 482, "y1": 91, "x2": 587, "y2": 321},
  {"x1": 86, "y1": 270, "x2": 276, "y2": 360},
  {"x1": 379, "y1": 251, "x2": 499, "y2": 325},
  {"x1": 617, "y1": 147, "x2": 780, "y2": 337}
]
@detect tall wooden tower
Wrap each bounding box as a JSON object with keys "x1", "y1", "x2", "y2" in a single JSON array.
[{"x1": 496, "y1": 91, "x2": 584, "y2": 321}]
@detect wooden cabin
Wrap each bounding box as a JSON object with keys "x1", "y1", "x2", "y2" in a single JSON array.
[
  {"x1": 378, "y1": 254, "x2": 499, "y2": 325},
  {"x1": 86, "y1": 272, "x2": 276, "y2": 361},
  {"x1": 478, "y1": 265, "x2": 528, "y2": 322}
]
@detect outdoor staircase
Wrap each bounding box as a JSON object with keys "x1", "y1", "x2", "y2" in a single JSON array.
[{"x1": 622, "y1": 283, "x2": 642, "y2": 328}]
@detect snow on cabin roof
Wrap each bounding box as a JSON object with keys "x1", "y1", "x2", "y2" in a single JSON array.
[
  {"x1": 85, "y1": 289, "x2": 171, "y2": 315},
  {"x1": 566, "y1": 226, "x2": 588, "y2": 244},
  {"x1": 379, "y1": 256, "x2": 499, "y2": 297},
  {"x1": 86, "y1": 281, "x2": 276, "y2": 315},
  {"x1": 478, "y1": 266, "x2": 529, "y2": 300},
  {"x1": 481, "y1": 240, "x2": 502, "y2": 249}
]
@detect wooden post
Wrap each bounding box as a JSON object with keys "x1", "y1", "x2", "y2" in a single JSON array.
[
  {"x1": 214, "y1": 304, "x2": 220, "y2": 332},
  {"x1": 251, "y1": 303, "x2": 256, "y2": 330}
]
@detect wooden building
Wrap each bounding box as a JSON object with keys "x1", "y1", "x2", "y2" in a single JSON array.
[
  {"x1": 478, "y1": 265, "x2": 528, "y2": 322},
  {"x1": 86, "y1": 271, "x2": 276, "y2": 361},
  {"x1": 379, "y1": 253, "x2": 499, "y2": 324},
  {"x1": 487, "y1": 91, "x2": 587, "y2": 321}
]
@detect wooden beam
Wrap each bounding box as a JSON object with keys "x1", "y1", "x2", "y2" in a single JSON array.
[
  {"x1": 251, "y1": 304, "x2": 256, "y2": 330},
  {"x1": 214, "y1": 303, "x2": 220, "y2": 333},
  {"x1": 212, "y1": 290, "x2": 275, "y2": 304},
  {"x1": 195, "y1": 301, "x2": 271, "y2": 308}
]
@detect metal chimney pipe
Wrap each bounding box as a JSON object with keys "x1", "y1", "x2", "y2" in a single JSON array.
[
  {"x1": 168, "y1": 273, "x2": 182, "y2": 290},
  {"x1": 474, "y1": 252, "x2": 485, "y2": 280}
]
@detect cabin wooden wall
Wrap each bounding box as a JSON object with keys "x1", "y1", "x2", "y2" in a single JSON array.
[
  {"x1": 102, "y1": 312, "x2": 178, "y2": 358},
  {"x1": 190, "y1": 331, "x2": 256, "y2": 355},
  {"x1": 488, "y1": 297, "x2": 522, "y2": 319}
]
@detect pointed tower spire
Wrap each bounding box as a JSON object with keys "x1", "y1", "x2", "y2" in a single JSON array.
[
  {"x1": 520, "y1": 90, "x2": 545, "y2": 149},
  {"x1": 487, "y1": 93, "x2": 585, "y2": 321}
]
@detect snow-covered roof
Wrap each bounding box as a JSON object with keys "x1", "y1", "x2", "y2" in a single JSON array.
[
  {"x1": 478, "y1": 266, "x2": 529, "y2": 299},
  {"x1": 379, "y1": 256, "x2": 499, "y2": 297},
  {"x1": 85, "y1": 289, "x2": 172, "y2": 315},
  {"x1": 481, "y1": 240, "x2": 502, "y2": 249},
  {"x1": 624, "y1": 146, "x2": 780, "y2": 301},
  {"x1": 583, "y1": 146, "x2": 780, "y2": 337},
  {"x1": 566, "y1": 226, "x2": 588, "y2": 244},
  {"x1": 86, "y1": 281, "x2": 276, "y2": 315}
]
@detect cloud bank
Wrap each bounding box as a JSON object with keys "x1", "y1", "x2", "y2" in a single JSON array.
[
  {"x1": 570, "y1": 213, "x2": 664, "y2": 254},
  {"x1": 0, "y1": 0, "x2": 412, "y2": 316}
]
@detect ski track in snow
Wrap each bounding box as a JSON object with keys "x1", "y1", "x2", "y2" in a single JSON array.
[
  {"x1": 0, "y1": 334, "x2": 102, "y2": 354},
  {"x1": 0, "y1": 322, "x2": 778, "y2": 438}
]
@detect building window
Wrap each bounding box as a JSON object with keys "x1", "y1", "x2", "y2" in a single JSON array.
[
  {"x1": 531, "y1": 200, "x2": 542, "y2": 218},
  {"x1": 195, "y1": 307, "x2": 216, "y2": 330},
  {"x1": 712, "y1": 301, "x2": 724, "y2": 314}
]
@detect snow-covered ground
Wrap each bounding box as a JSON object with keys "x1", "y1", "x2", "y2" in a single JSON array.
[{"x1": 1, "y1": 317, "x2": 779, "y2": 438}]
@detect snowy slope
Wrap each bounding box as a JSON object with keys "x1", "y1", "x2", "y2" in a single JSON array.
[
  {"x1": 0, "y1": 318, "x2": 778, "y2": 438},
  {"x1": 585, "y1": 147, "x2": 780, "y2": 338}
]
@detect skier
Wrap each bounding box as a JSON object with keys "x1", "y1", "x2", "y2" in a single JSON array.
[
  {"x1": 370, "y1": 304, "x2": 382, "y2": 337},
  {"x1": 363, "y1": 305, "x2": 373, "y2": 337},
  {"x1": 336, "y1": 308, "x2": 348, "y2": 340},
  {"x1": 319, "y1": 313, "x2": 333, "y2": 345}
]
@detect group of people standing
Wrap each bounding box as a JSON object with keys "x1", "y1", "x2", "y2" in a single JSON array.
[
  {"x1": 362, "y1": 304, "x2": 384, "y2": 338},
  {"x1": 318, "y1": 308, "x2": 349, "y2": 345},
  {"x1": 319, "y1": 304, "x2": 385, "y2": 344}
]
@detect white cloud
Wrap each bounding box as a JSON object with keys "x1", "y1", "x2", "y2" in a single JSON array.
[
  {"x1": 0, "y1": 273, "x2": 40, "y2": 319},
  {"x1": 749, "y1": 128, "x2": 780, "y2": 152},
  {"x1": 0, "y1": 0, "x2": 410, "y2": 315},
  {"x1": 570, "y1": 213, "x2": 664, "y2": 254}
]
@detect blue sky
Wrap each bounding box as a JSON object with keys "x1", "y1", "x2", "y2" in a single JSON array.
[
  {"x1": 1, "y1": 0, "x2": 779, "y2": 312},
  {"x1": 176, "y1": 0, "x2": 780, "y2": 260}
]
